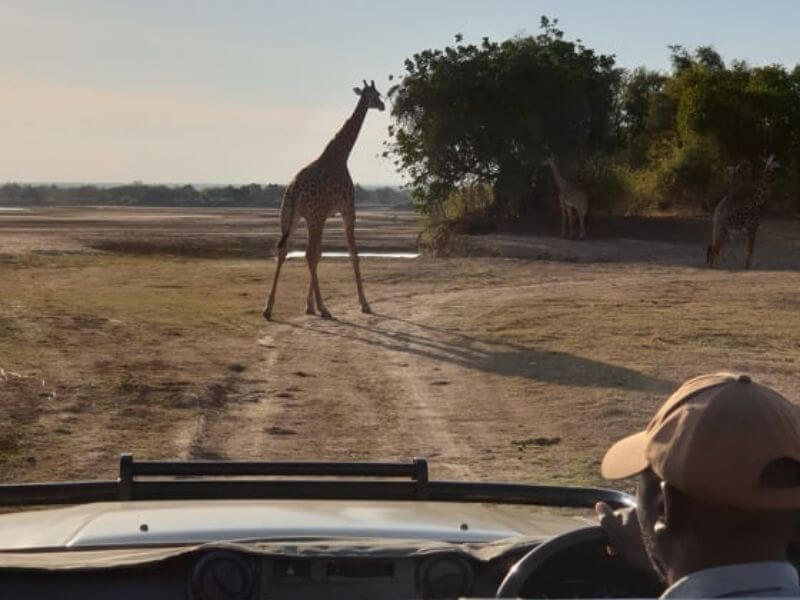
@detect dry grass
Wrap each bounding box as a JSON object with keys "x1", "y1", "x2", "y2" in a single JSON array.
[{"x1": 0, "y1": 252, "x2": 269, "y2": 480}]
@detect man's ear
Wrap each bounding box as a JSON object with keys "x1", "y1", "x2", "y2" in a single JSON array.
[
  {"x1": 353, "y1": 88, "x2": 362, "y2": 96},
  {"x1": 655, "y1": 481, "x2": 677, "y2": 534}
]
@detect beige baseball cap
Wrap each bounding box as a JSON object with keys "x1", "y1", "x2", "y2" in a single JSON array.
[{"x1": 601, "y1": 372, "x2": 800, "y2": 509}]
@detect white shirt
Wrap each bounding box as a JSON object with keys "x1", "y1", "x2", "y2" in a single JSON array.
[{"x1": 661, "y1": 561, "x2": 800, "y2": 598}]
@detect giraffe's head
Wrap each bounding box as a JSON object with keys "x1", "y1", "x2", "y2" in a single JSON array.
[
  {"x1": 763, "y1": 154, "x2": 779, "y2": 175},
  {"x1": 724, "y1": 163, "x2": 742, "y2": 180},
  {"x1": 353, "y1": 80, "x2": 385, "y2": 112},
  {"x1": 722, "y1": 162, "x2": 743, "y2": 190}
]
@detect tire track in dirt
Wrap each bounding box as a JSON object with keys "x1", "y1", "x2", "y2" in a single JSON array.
[
  {"x1": 222, "y1": 326, "x2": 295, "y2": 458},
  {"x1": 172, "y1": 323, "x2": 294, "y2": 461},
  {"x1": 292, "y1": 304, "x2": 481, "y2": 479},
  {"x1": 175, "y1": 295, "x2": 482, "y2": 478}
]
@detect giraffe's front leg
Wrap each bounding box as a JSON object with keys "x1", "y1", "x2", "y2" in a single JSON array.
[
  {"x1": 567, "y1": 206, "x2": 576, "y2": 239},
  {"x1": 744, "y1": 229, "x2": 757, "y2": 270},
  {"x1": 306, "y1": 224, "x2": 332, "y2": 319},
  {"x1": 306, "y1": 281, "x2": 316, "y2": 315},
  {"x1": 342, "y1": 210, "x2": 371, "y2": 314}
]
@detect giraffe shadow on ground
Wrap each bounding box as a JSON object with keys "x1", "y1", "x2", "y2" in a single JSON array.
[{"x1": 275, "y1": 313, "x2": 674, "y2": 393}]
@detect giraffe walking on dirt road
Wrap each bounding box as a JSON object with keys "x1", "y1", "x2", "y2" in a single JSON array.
[{"x1": 263, "y1": 80, "x2": 385, "y2": 320}]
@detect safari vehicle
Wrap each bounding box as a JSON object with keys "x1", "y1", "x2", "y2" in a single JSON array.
[{"x1": 0, "y1": 454, "x2": 663, "y2": 599}]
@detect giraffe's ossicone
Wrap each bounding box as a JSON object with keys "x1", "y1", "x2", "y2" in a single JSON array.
[{"x1": 263, "y1": 80, "x2": 385, "y2": 321}]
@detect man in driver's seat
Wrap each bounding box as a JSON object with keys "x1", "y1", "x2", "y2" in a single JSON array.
[{"x1": 597, "y1": 372, "x2": 800, "y2": 598}]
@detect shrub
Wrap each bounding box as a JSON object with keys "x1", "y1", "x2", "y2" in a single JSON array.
[
  {"x1": 641, "y1": 136, "x2": 723, "y2": 212},
  {"x1": 580, "y1": 155, "x2": 633, "y2": 215}
]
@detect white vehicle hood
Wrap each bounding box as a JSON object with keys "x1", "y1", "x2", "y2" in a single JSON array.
[{"x1": 0, "y1": 499, "x2": 591, "y2": 550}]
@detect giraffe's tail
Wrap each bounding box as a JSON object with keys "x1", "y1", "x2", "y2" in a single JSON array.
[{"x1": 276, "y1": 185, "x2": 298, "y2": 252}]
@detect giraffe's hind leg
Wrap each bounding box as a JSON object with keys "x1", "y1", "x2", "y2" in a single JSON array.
[
  {"x1": 342, "y1": 209, "x2": 371, "y2": 314},
  {"x1": 306, "y1": 222, "x2": 331, "y2": 319},
  {"x1": 263, "y1": 203, "x2": 299, "y2": 320},
  {"x1": 305, "y1": 281, "x2": 316, "y2": 315},
  {"x1": 708, "y1": 219, "x2": 724, "y2": 267},
  {"x1": 708, "y1": 235, "x2": 723, "y2": 268},
  {"x1": 567, "y1": 206, "x2": 577, "y2": 239},
  {"x1": 263, "y1": 244, "x2": 287, "y2": 321},
  {"x1": 744, "y1": 229, "x2": 757, "y2": 270},
  {"x1": 577, "y1": 208, "x2": 587, "y2": 240}
]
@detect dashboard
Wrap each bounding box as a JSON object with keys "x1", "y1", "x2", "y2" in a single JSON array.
[
  {"x1": 1, "y1": 549, "x2": 480, "y2": 600},
  {"x1": 0, "y1": 538, "x2": 663, "y2": 599}
]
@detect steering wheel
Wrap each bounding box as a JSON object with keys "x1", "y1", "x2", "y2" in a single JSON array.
[{"x1": 495, "y1": 525, "x2": 608, "y2": 598}]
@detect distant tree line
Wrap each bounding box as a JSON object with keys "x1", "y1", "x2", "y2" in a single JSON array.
[
  {"x1": 387, "y1": 17, "x2": 800, "y2": 218},
  {"x1": 0, "y1": 182, "x2": 412, "y2": 209}
]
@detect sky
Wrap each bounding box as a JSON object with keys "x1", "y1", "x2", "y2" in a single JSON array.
[{"x1": 0, "y1": 1, "x2": 798, "y2": 185}]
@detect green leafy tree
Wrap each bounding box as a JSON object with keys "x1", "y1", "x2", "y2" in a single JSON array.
[
  {"x1": 620, "y1": 46, "x2": 800, "y2": 212},
  {"x1": 618, "y1": 67, "x2": 668, "y2": 166},
  {"x1": 386, "y1": 18, "x2": 621, "y2": 217}
]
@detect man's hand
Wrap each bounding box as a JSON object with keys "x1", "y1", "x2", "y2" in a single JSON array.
[{"x1": 595, "y1": 502, "x2": 656, "y2": 576}]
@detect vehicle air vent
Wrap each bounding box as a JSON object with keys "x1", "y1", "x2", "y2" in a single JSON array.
[
  {"x1": 189, "y1": 550, "x2": 256, "y2": 600},
  {"x1": 417, "y1": 555, "x2": 474, "y2": 599}
]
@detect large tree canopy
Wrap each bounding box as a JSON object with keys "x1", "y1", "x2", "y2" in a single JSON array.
[{"x1": 386, "y1": 18, "x2": 621, "y2": 216}]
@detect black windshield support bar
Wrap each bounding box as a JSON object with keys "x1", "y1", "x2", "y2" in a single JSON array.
[
  {"x1": 0, "y1": 455, "x2": 635, "y2": 510},
  {"x1": 0, "y1": 480, "x2": 633, "y2": 509},
  {"x1": 413, "y1": 457, "x2": 429, "y2": 500},
  {"x1": 118, "y1": 453, "x2": 133, "y2": 501},
  {"x1": 125, "y1": 455, "x2": 426, "y2": 479}
]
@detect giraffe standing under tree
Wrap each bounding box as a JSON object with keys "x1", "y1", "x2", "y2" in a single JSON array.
[
  {"x1": 544, "y1": 156, "x2": 589, "y2": 240},
  {"x1": 706, "y1": 162, "x2": 742, "y2": 267},
  {"x1": 263, "y1": 80, "x2": 384, "y2": 321},
  {"x1": 707, "y1": 155, "x2": 779, "y2": 270}
]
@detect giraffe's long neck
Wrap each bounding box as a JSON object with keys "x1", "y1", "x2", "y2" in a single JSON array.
[
  {"x1": 548, "y1": 161, "x2": 567, "y2": 192},
  {"x1": 320, "y1": 95, "x2": 369, "y2": 164},
  {"x1": 723, "y1": 171, "x2": 738, "y2": 198},
  {"x1": 753, "y1": 168, "x2": 775, "y2": 210}
]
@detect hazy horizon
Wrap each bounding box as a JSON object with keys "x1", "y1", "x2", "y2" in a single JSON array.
[
  {"x1": 0, "y1": 180, "x2": 406, "y2": 189},
  {"x1": 1, "y1": 1, "x2": 798, "y2": 185}
]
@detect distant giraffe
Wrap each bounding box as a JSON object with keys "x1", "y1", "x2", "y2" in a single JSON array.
[
  {"x1": 706, "y1": 163, "x2": 743, "y2": 267},
  {"x1": 263, "y1": 80, "x2": 384, "y2": 320},
  {"x1": 544, "y1": 156, "x2": 589, "y2": 240},
  {"x1": 707, "y1": 155, "x2": 779, "y2": 270}
]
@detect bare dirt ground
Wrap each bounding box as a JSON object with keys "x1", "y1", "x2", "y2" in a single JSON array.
[{"x1": 1, "y1": 206, "x2": 799, "y2": 490}]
